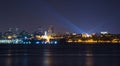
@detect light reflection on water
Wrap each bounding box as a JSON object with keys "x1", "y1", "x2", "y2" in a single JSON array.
[
  {"x1": 0, "y1": 45, "x2": 120, "y2": 66},
  {"x1": 6, "y1": 49, "x2": 12, "y2": 66},
  {"x1": 85, "y1": 47, "x2": 93, "y2": 66},
  {"x1": 43, "y1": 49, "x2": 52, "y2": 66}
]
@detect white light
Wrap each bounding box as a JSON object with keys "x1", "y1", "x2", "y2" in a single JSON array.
[
  {"x1": 101, "y1": 32, "x2": 108, "y2": 34},
  {"x1": 36, "y1": 41, "x2": 40, "y2": 44},
  {"x1": 45, "y1": 42, "x2": 47, "y2": 44},
  {"x1": 54, "y1": 41, "x2": 57, "y2": 44},
  {"x1": 24, "y1": 36, "x2": 27, "y2": 39}
]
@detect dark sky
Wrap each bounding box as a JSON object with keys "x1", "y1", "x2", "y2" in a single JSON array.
[{"x1": 0, "y1": 0, "x2": 120, "y2": 33}]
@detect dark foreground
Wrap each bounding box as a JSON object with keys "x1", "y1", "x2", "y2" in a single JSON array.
[{"x1": 0, "y1": 43, "x2": 120, "y2": 66}]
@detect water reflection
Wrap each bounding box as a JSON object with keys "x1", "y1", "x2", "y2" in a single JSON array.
[
  {"x1": 85, "y1": 47, "x2": 93, "y2": 66},
  {"x1": 6, "y1": 49, "x2": 12, "y2": 66},
  {"x1": 43, "y1": 49, "x2": 52, "y2": 66},
  {"x1": 0, "y1": 44, "x2": 120, "y2": 66},
  {"x1": 22, "y1": 51, "x2": 28, "y2": 66}
]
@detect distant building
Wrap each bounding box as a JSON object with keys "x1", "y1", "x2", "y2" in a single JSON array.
[
  {"x1": 38, "y1": 26, "x2": 44, "y2": 35},
  {"x1": 100, "y1": 31, "x2": 109, "y2": 34},
  {"x1": 48, "y1": 25, "x2": 54, "y2": 36},
  {"x1": 65, "y1": 32, "x2": 70, "y2": 35},
  {"x1": 3, "y1": 31, "x2": 14, "y2": 39},
  {"x1": 8, "y1": 28, "x2": 12, "y2": 32},
  {"x1": 82, "y1": 33, "x2": 91, "y2": 38},
  {"x1": 15, "y1": 28, "x2": 19, "y2": 34},
  {"x1": 72, "y1": 32, "x2": 77, "y2": 35}
]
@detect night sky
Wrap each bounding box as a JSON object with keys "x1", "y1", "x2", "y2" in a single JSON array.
[{"x1": 0, "y1": 0, "x2": 120, "y2": 33}]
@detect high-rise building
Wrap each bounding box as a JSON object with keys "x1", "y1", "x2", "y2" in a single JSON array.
[
  {"x1": 48, "y1": 25, "x2": 54, "y2": 36},
  {"x1": 15, "y1": 28, "x2": 20, "y2": 34},
  {"x1": 38, "y1": 26, "x2": 43, "y2": 35},
  {"x1": 8, "y1": 28, "x2": 12, "y2": 32}
]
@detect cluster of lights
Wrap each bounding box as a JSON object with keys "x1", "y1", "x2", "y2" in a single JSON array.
[
  {"x1": 0, "y1": 39, "x2": 23, "y2": 44},
  {"x1": 35, "y1": 41, "x2": 58, "y2": 44},
  {"x1": 0, "y1": 39, "x2": 58, "y2": 44},
  {"x1": 22, "y1": 41, "x2": 31, "y2": 44},
  {"x1": 0, "y1": 31, "x2": 58, "y2": 44}
]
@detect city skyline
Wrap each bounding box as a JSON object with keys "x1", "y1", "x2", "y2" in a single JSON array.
[
  {"x1": 0, "y1": 0, "x2": 120, "y2": 33},
  {"x1": 0, "y1": 26, "x2": 119, "y2": 44},
  {"x1": 0, "y1": 27, "x2": 118, "y2": 34}
]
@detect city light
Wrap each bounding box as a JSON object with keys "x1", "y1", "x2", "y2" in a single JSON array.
[
  {"x1": 41, "y1": 31, "x2": 51, "y2": 42},
  {"x1": 0, "y1": 27, "x2": 119, "y2": 44},
  {"x1": 7, "y1": 36, "x2": 12, "y2": 39}
]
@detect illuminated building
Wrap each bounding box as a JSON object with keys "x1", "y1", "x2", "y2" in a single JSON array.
[
  {"x1": 82, "y1": 33, "x2": 91, "y2": 38},
  {"x1": 3, "y1": 30, "x2": 14, "y2": 39},
  {"x1": 41, "y1": 31, "x2": 51, "y2": 42},
  {"x1": 72, "y1": 32, "x2": 77, "y2": 35},
  {"x1": 100, "y1": 32, "x2": 109, "y2": 34}
]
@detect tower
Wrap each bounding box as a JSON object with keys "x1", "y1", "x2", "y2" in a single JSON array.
[{"x1": 15, "y1": 28, "x2": 19, "y2": 34}]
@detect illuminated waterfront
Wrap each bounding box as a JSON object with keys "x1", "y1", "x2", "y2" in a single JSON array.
[{"x1": 0, "y1": 28, "x2": 120, "y2": 44}]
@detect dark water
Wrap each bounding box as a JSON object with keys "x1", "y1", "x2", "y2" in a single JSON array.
[{"x1": 0, "y1": 44, "x2": 120, "y2": 66}]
